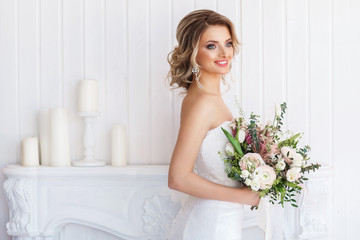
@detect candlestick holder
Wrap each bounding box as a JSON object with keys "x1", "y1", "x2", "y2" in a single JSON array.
[{"x1": 73, "y1": 112, "x2": 106, "y2": 167}]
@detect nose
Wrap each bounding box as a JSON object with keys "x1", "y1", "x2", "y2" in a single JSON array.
[{"x1": 218, "y1": 45, "x2": 227, "y2": 58}]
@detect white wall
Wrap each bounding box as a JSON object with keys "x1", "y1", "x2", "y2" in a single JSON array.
[{"x1": 1, "y1": 0, "x2": 359, "y2": 239}]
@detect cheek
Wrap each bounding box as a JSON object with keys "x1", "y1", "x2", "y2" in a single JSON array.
[
  {"x1": 227, "y1": 49, "x2": 234, "y2": 60},
  {"x1": 196, "y1": 51, "x2": 213, "y2": 66}
]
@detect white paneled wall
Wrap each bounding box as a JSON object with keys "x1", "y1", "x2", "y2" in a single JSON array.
[{"x1": 1, "y1": 0, "x2": 360, "y2": 239}]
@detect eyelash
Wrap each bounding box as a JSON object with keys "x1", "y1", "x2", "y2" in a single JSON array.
[
  {"x1": 206, "y1": 42, "x2": 233, "y2": 49},
  {"x1": 226, "y1": 41, "x2": 233, "y2": 47},
  {"x1": 206, "y1": 44, "x2": 216, "y2": 49}
]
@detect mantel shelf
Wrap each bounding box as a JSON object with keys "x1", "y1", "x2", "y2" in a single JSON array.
[{"x1": 3, "y1": 164, "x2": 169, "y2": 177}]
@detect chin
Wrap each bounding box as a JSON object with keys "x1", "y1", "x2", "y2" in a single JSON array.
[{"x1": 219, "y1": 69, "x2": 230, "y2": 75}]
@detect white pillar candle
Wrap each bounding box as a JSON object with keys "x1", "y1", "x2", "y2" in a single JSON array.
[
  {"x1": 21, "y1": 137, "x2": 40, "y2": 167},
  {"x1": 78, "y1": 79, "x2": 99, "y2": 113},
  {"x1": 38, "y1": 109, "x2": 50, "y2": 166},
  {"x1": 50, "y1": 108, "x2": 71, "y2": 167},
  {"x1": 111, "y1": 124, "x2": 127, "y2": 167}
]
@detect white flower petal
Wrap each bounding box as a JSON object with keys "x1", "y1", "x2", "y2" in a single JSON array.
[
  {"x1": 225, "y1": 143, "x2": 235, "y2": 155},
  {"x1": 237, "y1": 130, "x2": 246, "y2": 143}
]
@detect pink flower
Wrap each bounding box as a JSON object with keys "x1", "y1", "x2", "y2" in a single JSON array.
[
  {"x1": 239, "y1": 153, "x2": 264, "y2": 170},
  {"x1": 261, "y1": 143, "x2": 280, "y2": 161},
  {"x1": 259, "y1": 142, "x2": 267, "y2": 154},
  {"x1": 269, "y1": 144, "x2": 279, "y2": 155},
  {"x1": 245, "y1": 134, "x2": 252, "y2": 144},
  {"x1": 232, "y1": 129, "x2": 237, "y2": 137}
]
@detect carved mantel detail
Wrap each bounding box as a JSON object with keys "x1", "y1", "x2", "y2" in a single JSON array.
[
  {"x1": 299, "y1": 169, "x2": 331, "y2": 239},
  {"x1": 143, "y1": 192, "x2": 181, "y2": 239},
  {"x1": 3, "y1": 177, "x2": 33, "y2": 234}
]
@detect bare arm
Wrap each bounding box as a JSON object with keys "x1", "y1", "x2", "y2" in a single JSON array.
[{"x1": 168, "y1": 96, "x2": 259, "y2": 206}]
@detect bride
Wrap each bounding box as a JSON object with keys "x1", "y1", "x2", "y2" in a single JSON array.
[{"x1": 167, "y1": 9, "x2": 260, "y2": 240}]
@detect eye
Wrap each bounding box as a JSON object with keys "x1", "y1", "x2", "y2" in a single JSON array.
[
  {"x1": 226, "y1": 41, "x2": 233, "y2": 47},
  {"x1": 206, "y1": 44, "x2": 216, "y2": 49}
]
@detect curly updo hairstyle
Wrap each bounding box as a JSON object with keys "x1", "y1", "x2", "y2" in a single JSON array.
[{"x1": 167, "y1": 9, "x2": 240, "y2": 91}]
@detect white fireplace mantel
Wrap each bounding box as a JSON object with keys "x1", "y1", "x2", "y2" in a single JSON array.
[
  {"x1": 2, "y1": 164, "x2": 180, "y2": 240},
  {"x1": 1, "y1": 164, "x2": 259, "y2": 240},
  {"x1": 2, "y1": 164, "x2": 331, "y2": 240}
]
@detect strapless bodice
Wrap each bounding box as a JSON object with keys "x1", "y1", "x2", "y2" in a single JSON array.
[
  {"x1": 195, "y1": 121, "x2": 241, "y2": 188},
  {"x1": 167, "y1": 121, "x2": 244, "y2": 240}
]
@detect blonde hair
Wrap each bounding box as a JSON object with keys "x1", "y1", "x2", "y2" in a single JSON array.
[{"x1": 167, "y1": 9, "x2": 240, "y2": 91}]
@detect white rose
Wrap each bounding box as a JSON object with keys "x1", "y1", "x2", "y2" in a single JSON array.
[
  {"x1": 286, "y1": 168, "x2": 302, "y2": 182},
  {"x1": 240, "y1": 170, "x2": 250, "y2": 178},
  {"x1": 237, "y1": 129, "x2": 246, "y2": 143},
  {"x1": 294, "y1": 152, "x2": 303, "y2": 161},
  {"x1": 253, "y1": 167, "x2": 262, "y2": 178},
  {"x1": 244, "y1": 178, "x2": 252, "y2": 186},
  {"x1": 288, "y1": 149, "x2": 296, "y2": 159},
  {"x1": 292, "y1": 166, "x2": 301, "y2": 173},
  {"x1": 276, "y1": 159, "x2": 286, "y2": 171},
  {"x1": 281, "y1": 147, "x2": 291, "y2": 157},
  {"x1": 275, "y1": 104, "x2": 281, "y2": 117},
  {"x1": 258, "y1": 165, "x2": 276, "y2": 190},
  {"x1": 250, "y1": 178, "x2": 260, "y2": 191},
  {"x1": 225, "y1": 143, "x2": 235, "y2": 155},
  {"x1": 292, "y1": 153, "x2": 303, "y2": 167}
]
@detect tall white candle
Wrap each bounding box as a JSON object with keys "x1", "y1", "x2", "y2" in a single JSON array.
[
  {"x1": 38, "y1": 109, "x2": 50, "y2": 166},
  {"x1": 50, "y1": 108, "x2": 71, "y2": 167},
  {"x1": 78, "y1": 79, "x2": 99, "y2": 113},
  {"x1": 21, "y1": 137, "x2": 40, "y2": 167},
  {"x1": 111, "y1": 124, "x2": 127, "y2": 167}
]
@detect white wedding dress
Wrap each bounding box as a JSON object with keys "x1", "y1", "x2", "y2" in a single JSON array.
[{"x1": 167, "y1": 121, "x2": 245, "y2": 240}]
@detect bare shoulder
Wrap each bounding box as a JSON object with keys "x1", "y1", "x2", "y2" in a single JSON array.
[{"x1": 180, "y1": 93, "x2": 216, "y2": 132}]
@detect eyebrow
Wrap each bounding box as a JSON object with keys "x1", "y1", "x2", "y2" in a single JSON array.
[{"x1": 206, "y1": 38, "x2": 232, "y2": 43}]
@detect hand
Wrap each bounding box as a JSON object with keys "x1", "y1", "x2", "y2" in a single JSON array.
[{"x1": 240, "y1": 187, "x2": 260, "y2": 206}]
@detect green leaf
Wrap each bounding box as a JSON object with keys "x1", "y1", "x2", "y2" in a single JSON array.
[
  {"x1": 259, "y1": 191, "x2": 267, "y2": 198},
  {"x1": 221, "y1": 127, "x2": 244, "y2": 157},
  {"x1": 287, "y1": 182, "x2": 302, "y2": 189},
  {"x1": 278, "y1": 185, "x2": 286, "y2": 204}
]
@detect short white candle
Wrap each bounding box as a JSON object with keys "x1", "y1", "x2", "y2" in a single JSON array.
[
  {"x1": 50, "y1": 108, "x2": 71, "y2": 167},
  {"x1": 111, "y1": 124, "x2": 127, "y2": 167},
  {"x1": 78, "y1": 79, "x2": 99, "y2": 113},
  {"x1": 21, "y1": 137, "x2": 40, "y2": 167}
]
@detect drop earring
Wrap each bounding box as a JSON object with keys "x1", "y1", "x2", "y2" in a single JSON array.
[
  {"x1": 192, "y1": 66, "x2": 203, "y2": 89},
  {"x1": 221, "y1": 75, "x2": 226, "y2": 85}
]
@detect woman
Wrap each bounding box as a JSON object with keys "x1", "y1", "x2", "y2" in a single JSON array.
[{"x1": 167, "y1": 10, "x2": 260, "y2": 239}]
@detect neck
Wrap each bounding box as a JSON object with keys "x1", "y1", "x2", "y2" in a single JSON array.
[{"x1": 192, "y1": 72, "x2": 222, "y2": 96}]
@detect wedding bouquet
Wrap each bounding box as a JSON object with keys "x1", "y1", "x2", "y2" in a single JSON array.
[{"x1": 219, "y1": 102, "x2": 321, "y2": 209}]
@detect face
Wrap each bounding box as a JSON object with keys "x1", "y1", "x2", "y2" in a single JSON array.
[{"x1": 196, "y1": 25, "x2": 234, "y2": 78}]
